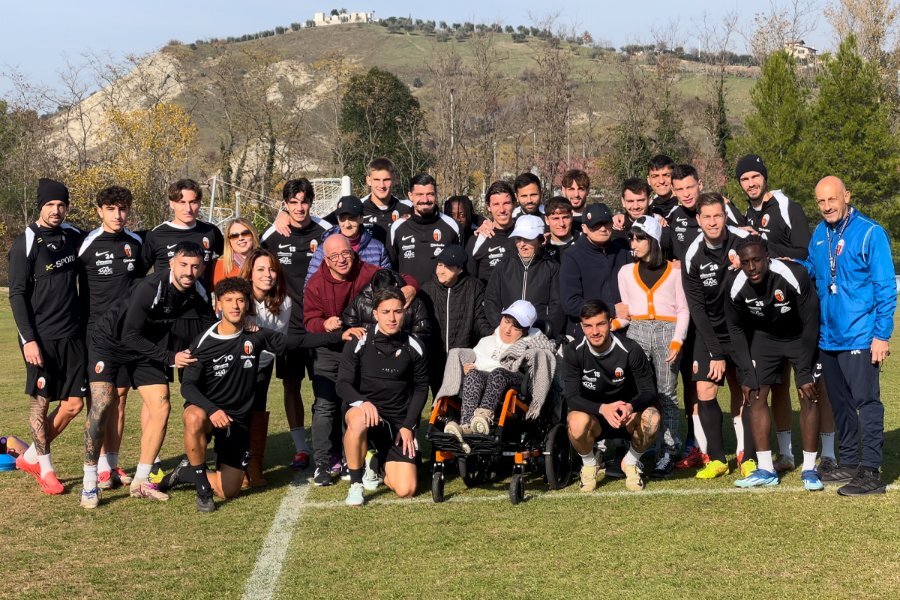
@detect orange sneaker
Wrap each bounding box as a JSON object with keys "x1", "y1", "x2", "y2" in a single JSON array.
[
  {"x1": 38, "y1": 471, "x2": 64, "y2": 495},
  {"x1": 675, "y1": 447, "x2": 705, "y2": 469},
  {"x1": 15, "y1": 455, "x2": 41, "y2": 478}
]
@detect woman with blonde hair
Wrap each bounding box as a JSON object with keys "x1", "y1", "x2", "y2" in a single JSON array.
[{"x1": 213, "y1": 217, "x2": 259, "y2": 285}]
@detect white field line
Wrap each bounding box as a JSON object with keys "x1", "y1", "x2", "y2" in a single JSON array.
[
  {"x1": 300, "y1": 482, "x2": 899, "y2": 510},
  {"x1": 242, "y1": 473, "x2": 311, "y2": 600}
]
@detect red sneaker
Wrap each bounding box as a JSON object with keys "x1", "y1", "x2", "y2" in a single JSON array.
[
  {"x1": 98, "y1": 470, "x2": 114, "y2": 490},
  {"x1": 113, "y1": 467, "x2": 133, "y2": 485},
  {"x1": 38, "y1": 471, "x2": 64, "y2": 495},
  {"x1": 15, "y1": 455, "x2": 41, "y2": 477},
  {"x1": 675, "y1": 447, "x2": 705, "y2": 469},
  {"x1": 290, "y1": 451, "x2": 310, "y2": 470}
]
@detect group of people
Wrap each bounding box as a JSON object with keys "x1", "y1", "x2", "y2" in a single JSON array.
[{"x1": 8, "y1": 153, "x2": 895, "y2": 511}]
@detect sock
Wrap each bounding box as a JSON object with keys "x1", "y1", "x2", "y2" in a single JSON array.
[
  {"x1": 83, "y1": 464, "x2": 98, "y2": 490},
  {"x1": 733, "y1": 416, "x2": 744, "y2": 454},
  {"x1": 685, "y1": 413, "x2": 695, "y2": 446},
  {"x1": 622, "y1": 446, "x2": 642, "y2": 467},
  {"x1": 691, "y1": 415, "x2": 708, "y2": 454},
  {"x1": 24, "y1": 444, "x2": 39, "y2": 464},
  {"x1": 802, "y1": 450, "x2": 817, "y2": 472},
  {"x1": 741, "y1": 408, "x2": 756, "y2": 462},
  {"x1": 579, "y1": 451, "x2": 597, "y2": 467},
  {"x1": 190, "y1": 464, "x2": 212, "y2": 495},
  {"x1": 757, "y1": 450, "x2": 774, "y2": 473},
  {"x1": 290, "y1": 427, "x2": 310, "y2": 452},
  {"x1": 38, "y1": 453, "x2": 54, "y2": 477},
  {"x1": 134, "y1": 463, "x2": 152, "y2": 480},
  {"x1": 777, "y1": 430, "x2": 793, "y2": 459},
  {"x1": 349, "y1": 467, "x2": 364, "y2": 484},
  {"x1": 820, "y1": 432, "x2": 836, "y2": 460},
  {"x1": 107, "y1": 453, "x2": 119, "y2": 469},
  {"x1": 97, "y1": 454, "x2": 111, "y2": 473},
  {"x1": 697, "y1": 401, "x2": 725, "y2": 463}
]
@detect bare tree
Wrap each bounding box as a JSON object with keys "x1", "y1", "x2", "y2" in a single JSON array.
[
  {"x1": 825, "y1": 0, "x2": 900, "y2": 64},
  {"x1": 747, "y1": 0, "x2": 818, "y2": 64}
]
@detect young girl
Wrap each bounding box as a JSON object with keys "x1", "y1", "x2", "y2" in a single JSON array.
[
  {"x1": 214, "y1": 218, "x2": 259, "y2": 285},
  {"x1": 613, "y1": 215, "x2": 689, "y2": 479}
]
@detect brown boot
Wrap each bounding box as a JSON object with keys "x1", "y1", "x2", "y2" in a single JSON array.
[{"x1": 246, "y1": 411, "x2": 270, "y2": 488}]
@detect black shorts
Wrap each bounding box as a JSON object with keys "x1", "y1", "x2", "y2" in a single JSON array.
[
  {"x1": 751, "y1": 335, "x2": 819, "y2": 387},
  {"x1": 368, "y1": 421, "x2": 418, "y2": 465},
  {"x1": 691, "y1": 332, "x2": 736, "y2": 385},
  {"x1": 208, "y1": 419, "x2": 249, "y2": 471},
  {"x1": 583, "y1": 411, "x2": 632, "y2": 441},
  {"x1": 22, "y1": 337, "x2": 87, "y2": 399},
  {"x1": 87, "y1": 345, "x2": 169, "y2": 389},
  {"x1": 276, "y1": 348, "x2": 312, "y2": 381}
]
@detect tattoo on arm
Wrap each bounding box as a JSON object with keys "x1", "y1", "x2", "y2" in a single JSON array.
[
  {"x1": 84, "y1": 383, "x2": 115, "y2": 465},
  {"x1": 28, "y1": 395, "x2": 50, "y2": 455}
]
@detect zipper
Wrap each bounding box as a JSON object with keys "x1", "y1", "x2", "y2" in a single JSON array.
[{"x1": 445, "y1": 287, "x2": 451, "y2": 352}]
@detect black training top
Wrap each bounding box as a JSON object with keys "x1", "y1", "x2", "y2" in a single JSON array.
[
  {"x1": 77, "y1": 228, "x2": 146, "y2": 328},
  {"x1": 359, "y1": 194, "x2": 412, "y2": 245},
  {"x1": 744, "y1": 191, "x2": 811, "y2": 261},
  {"x1": 649, "y1": 195, "x2": 679, "y2": 223},
  {"x1": 466, "y1": 226, "x2": 515, "y2": 284},
  {"x1": 388, "y1": 211, "x2": 460, "y2": 287},
  {"x1": 8, "y1": 222, "x2": 84, "y2": 344},
  {"x1": 725, "y1": 258, "x2": 820, "y2": 388},
  {"x1": 562, "y1": 333, "x2": 657, "y2": 415},
  {"x1": 336, "y1": 326, "x2": 429, "y2": 430},
  {"x1": 669, "y1": 204, "x2": 746, "y2": 261},
  {"x1": 141, "y1": 220, "x2": 223, "y2": 288}
]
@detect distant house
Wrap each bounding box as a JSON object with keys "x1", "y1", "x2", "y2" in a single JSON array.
[
  {"x1": 784, "y1": 40, "x2": 817, "y2": 63},
  {"x1": 311, "y1": 10, "x2": 375, "y2": 27}
]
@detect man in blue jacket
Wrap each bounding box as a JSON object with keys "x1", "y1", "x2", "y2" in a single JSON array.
[{"x1": 804, "y1": 176, "x2": 895, "y2": 496}]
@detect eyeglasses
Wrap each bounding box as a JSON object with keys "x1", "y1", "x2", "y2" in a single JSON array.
[
  {"x1": 325, "y1": 250, "x2": 354, "y2": 263},
  {"x1": 229, "y1": 230, "x2": 252, "y2": 240}
]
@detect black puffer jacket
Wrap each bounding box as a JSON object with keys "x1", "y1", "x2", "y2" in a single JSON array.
[
  {"x1": 484, "y1": 248, "x2": 565, "y2": 335},
  {"x1": 421, "y1": 272, "x2": 493, "y2": 354},
  {"x1": 342, "y1": 283, "x2": 431, "y2": 344}
]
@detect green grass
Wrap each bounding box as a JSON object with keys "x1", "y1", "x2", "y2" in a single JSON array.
[{"x1": 0, "y1": 298, "x2": 897, "y2": 599}]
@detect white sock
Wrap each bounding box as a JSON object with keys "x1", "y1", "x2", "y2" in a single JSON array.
[
  {"x1": 83, "y1": 464, "x2": 98, "y2": 490},
  {"x1": 107, "y1": 453, "x2": 119, "y2": 469},
  {"x1": 134, "y1": 463, "x2": 152, "y2": 480},
  {"x1": 733, "y1": 417, "x2": 744, "y2": 454},
  {"x1": 23, "y1": 444, "x2": 38, "y2": 464},
  {"x1": 579, "y1": 451, "x2": 597, "y2": 467},
  {"x1": 757, "y1": 450, "x2": 774, "y2": 473},
  {"x1": 802, "y1": 450, "x2": 817, "y2": 472},
  {"x1": 97, "y1": 454, "x2": 111, "y2": 473},
  {"x1": 692, "y1": 415, "x2": 708, "y2": 454},
  {"x1": 777, "y1": 430, "x2": 793, "y2": 459},
  {"x1": 622, "y1": 446, "x2": 642, "y2": 467},
  {"x1": 820, "y1": 432, "x2": 836, "y2": 460},
  {"x1": 37, "y1": 453, "x2": 54, "y2": 477},
  {"x1": 290, "y1": 427, "x2": 309, "y2": 452}
]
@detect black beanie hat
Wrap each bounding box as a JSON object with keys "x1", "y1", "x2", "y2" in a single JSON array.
[
  {"x1": 36, "y1": 178, "x2": 70, "y2": 209},
  {"x1": 735, "y1": 155, "x2": 768, "y2": 181}
]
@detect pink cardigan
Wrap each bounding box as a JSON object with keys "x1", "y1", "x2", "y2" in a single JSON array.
[{"x1": 612, "y1": 261, "x2": 690, "y2": 351}]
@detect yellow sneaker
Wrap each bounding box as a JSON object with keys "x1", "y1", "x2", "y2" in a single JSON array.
[
  {"x1": 622, "y1": 463, "x2": 645, "y2": 492},
  {"x1": 579, "y1": 464, "x2": 602, "y2": 492},
  {"x1": 740, "y1": 458, "x2": 757, "y2": 478},
  {"x1": 695, "y1": 460, "x2": 729, "y2": 479}
]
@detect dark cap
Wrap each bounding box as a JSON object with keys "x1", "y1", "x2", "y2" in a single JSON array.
[
  {"x1": 582, "y1": 203, "x2": 613, "y2": 227},
  {"x1": 335, "y1": 195, "x2": 363, "y2": 217},
  {"x1": 36, "y1": 178, "x2": 70, "y2": 209},
  {"x1": 433, "y1": 244, "x2": 467, "y2": 269},
  {"x1": 735, "y1": 154, "x2": 768, "y2": 181}
]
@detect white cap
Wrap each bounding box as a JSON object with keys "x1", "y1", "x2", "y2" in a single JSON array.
[
  {"x1": 510, "y1": 214, "x2": 545, "y2": 240},
  {"x1": 501, "y1": 300, "x2": 537, "y2": 329},
  {"x1": 631, "y1": 215, "x2": 662, "y2": 244}
]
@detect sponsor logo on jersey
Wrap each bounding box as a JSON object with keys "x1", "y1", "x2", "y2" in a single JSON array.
[
  {"x1": 95, "y1": 361, "x2": 105, "y2": 374},
  {"x1": 166, "y1": 244, "x2": 177, "y2": 249},
  {"x1": 391, "y1": 210, "x2": 400, "y2": 222},
  {"x1": 243, "y1": 359, "x2": 253, "y2": 368},
  {"x1": 202, "y1": 236, "x2": 210, "y2": 250},
  {"x1": 244, "y1": 341, "x2": 253, "y2": 355},
  {"x1": 95, "y1": 250, "x2": 112, "y2": 258},
  {"x1": 433, "y1": 229, "x2": 441, "y2": 242},
  {"x1": 774, "y1": 289, "x2": 784, "y2": 302},
  {"x1": 309, "y1": 239, "x2": 318, "y2": 254},
  {"x1": 402, "y1": 235, "x2": 415, "y2": 243},
  {"x1": 37, "y1": 376, "x2": 46, "y2": 390},
  {"x1": 760, "y1": 214, "x2": 770, "y2": 228},
  {"x1": 124, "y1": 244, "x2": 132, "y2": 257},
  {"x1": 836, "y1": 239, "x2": 845, "y2": 256},
  {"x1": 127, "y1": 263, "x2": 134, "y2": 271},
  {"x1": 98, "y1": 266, "x2": 113, "y2": 276}
]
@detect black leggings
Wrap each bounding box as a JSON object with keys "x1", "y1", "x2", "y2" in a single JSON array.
[
  {"x1": 460, "y1": 368, "x2": 523, "y2": 424},
  {"x1": 253, "y1": 363, "x2": 275, "y2": 412}
]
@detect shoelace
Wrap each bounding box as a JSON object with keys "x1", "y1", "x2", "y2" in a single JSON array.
[{"x1": 655, "y1": 453, "x2": 671, "y2": 470}]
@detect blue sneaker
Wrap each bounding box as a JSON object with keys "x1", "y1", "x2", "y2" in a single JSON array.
[
  {"x1": 801, "y1": 469, "x2": 824, "y2": 491},
  {"x1": 735, "y1": 468, "x2": 779, "y2": 488}
]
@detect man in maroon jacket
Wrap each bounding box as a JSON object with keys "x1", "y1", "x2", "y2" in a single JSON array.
[{"x1": 304, "y1": 235, "x2": 418, "y2": 485}]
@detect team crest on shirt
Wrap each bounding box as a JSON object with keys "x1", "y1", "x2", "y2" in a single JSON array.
[
  {"x1": 95, "y1": 361, "x2": 105, "y2": 374},
  {"x1": 836, "y1": 239, "x2": 845, "y2": 256},
  {"x1": 391, "y1": 210, "x2": 400, "y2": 222},
  {"x1": 692, "y1": 361, "x2": 699, "y2": 375},
  {"x1": 613, "y1": 367, "x2": 625, "y2": 382},
  {"x1": 244, "y1": 341, "x2": 254, "y2": 355},
  {"x1": 309, "y1": 239, "x2": 318, "y2": 254},
  {"x1": 394, "y1": 349, "x2": 402, "y2": 357},
  {"x1": 433, "y1": 229, "x2": 441, "y2": 242},
  {"x1": 123, "y1": 244, "x2": 132, "y2": 258},
  {"x1": 37, "y1": 376, "x2": 46, "y2": 390},
  {"x1": 774, "y1": 289, "x2": 785, "y2": 302},
  {"x1": 202, "y1": 236, "x2": 210, "y2": 250},
  {"x1": 760, "y1": 214, "x2": 770, "y2": 228}
]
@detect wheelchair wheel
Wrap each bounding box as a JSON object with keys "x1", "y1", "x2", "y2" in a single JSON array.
[
  {"x1": 508, "y1": 473, "x2": 525, "y2": 505},
  {"x1": 544, "y1": 422, "x2": 574, "y2": 490},
  {"x1": 431, "y1": 471, "x2": 445, "y2": 503}
]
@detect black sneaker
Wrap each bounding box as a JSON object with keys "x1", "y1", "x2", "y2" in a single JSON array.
[
  {"x1": 649, "y1": 452, "x2": 675, "y2": 480},
  {"x1": 314, "y1": 465, "x2": 333, "y2": 486},
  {"x1": 837, "y1": 468, "x2": 885, "y2": 496},
  {"x1": 196, "y1": 492, "x2": 217, "y2": 512},
  {"x1": 819, "y1": 462, "x2": 858, "y2": 483},
  {"x1": 158, "y1": 458, "x2": 189, "y2": 492}
]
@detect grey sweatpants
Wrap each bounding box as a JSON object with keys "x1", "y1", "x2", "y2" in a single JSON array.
[{"x1": 626, "y1": 319, "x2": 681, "y2": 454}]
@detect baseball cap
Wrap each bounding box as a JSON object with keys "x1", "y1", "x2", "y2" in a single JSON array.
[
  {"x1": 335, "y1": 195, "x2": 363, "y2": 217},
  {"x1": 434, "y1": 245, "x2": 467, "y2": 268},
  {"x1": 582, "y1": 203, "x2": 613, "y2": 228},
  {"x1": 631, "y1": 215, "x2": 662, "y2": 244},
  {"x1": 501, "y1": 300, "x2": 537, "y2": 329},
  {"x1": 510, "y1": 214, "x2": 545, "y2": 240}
]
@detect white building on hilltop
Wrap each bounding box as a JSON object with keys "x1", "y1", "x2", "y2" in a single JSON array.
[
  {"x1": 312, "y1": 10, "x2": 375, "y2": 26},
  {"x1": 784, "y1": 40, "x2": 817, "y2": 64}
]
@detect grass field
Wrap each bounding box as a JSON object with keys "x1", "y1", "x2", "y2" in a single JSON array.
[{"x1": 0, "y1": 298, "x2": 897, "y2": 599}]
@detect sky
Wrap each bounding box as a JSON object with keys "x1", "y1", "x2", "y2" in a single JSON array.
[{"x1": 1, "y1": 0, "x2": 834, "y2": 98}]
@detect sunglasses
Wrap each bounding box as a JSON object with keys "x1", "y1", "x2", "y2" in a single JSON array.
[{"x1": 229, "y1": 229, "x2": 252, "y2": 240}]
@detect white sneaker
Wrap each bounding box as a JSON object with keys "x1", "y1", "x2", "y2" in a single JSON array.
[
  {"x1": 80, "y1": 487, "x2": 101, "y2": 509},
  {"x1": 345, "y1": 482, "x2": 365, "y2": 506}
]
